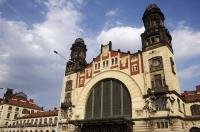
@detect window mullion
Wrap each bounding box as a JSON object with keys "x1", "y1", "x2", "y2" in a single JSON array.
[
  {"x1": 91, "y1": 89, "x2": 94, "y2": 118},
  {"x1": 110, "y1": 80, "x2": 113, "y2": 116},
  {"x1": 100, "y1": 81, "x2": 103, "y2": 118},
  {"x1": 121, "y1": 84, "x2": 124, "y2": 115}
]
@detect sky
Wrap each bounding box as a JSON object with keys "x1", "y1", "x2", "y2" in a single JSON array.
[{"x1": 0, "y1": 0, "x2": 200, "y2": 109}]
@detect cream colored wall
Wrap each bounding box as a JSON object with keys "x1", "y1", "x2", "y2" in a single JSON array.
[
  {"x1": 142, "y1": 46, "x2": 181, "y2": 93},
  {"x1": 58, "y1": 45, "x2": 200, "y2": 132}
]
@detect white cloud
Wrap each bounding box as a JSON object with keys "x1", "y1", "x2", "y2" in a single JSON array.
[
  {"x1": 0, "y1": 0, "x2": 83, "y2": 107},
  {"x1": 172, "y1": 23, "x2": 200, "y2": 61},
  {"x1": 97, "y1": 26, "x2": 144, "y2": 52},
  {"x1": 179, "y1": 64, "x2": 200, "y2": 80},
  {"x1": 105, "y1": 9, "x2": 118, "y2": 17}
]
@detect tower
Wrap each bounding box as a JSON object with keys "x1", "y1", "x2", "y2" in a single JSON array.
[
  {"x1": 141, "y1": 4, "x2": 172, "y2": 52},
  {"x1": 141, "y1": 4, "x2": 181, "y2": 115},
  {"x1": 65, "y1": 38, "x2": 87, "y2": 75}
]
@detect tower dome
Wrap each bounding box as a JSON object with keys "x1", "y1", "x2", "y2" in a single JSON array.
[{"x1": 143, "y1": 3, "x2": 164, "y2": 22}]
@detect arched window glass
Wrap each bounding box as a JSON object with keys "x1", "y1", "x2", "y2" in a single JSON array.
[
  {"x1": 85, "y1": 79, "x2": 132, "y2": 119},
  {"x1": 191, "y1": 104, "x2": 200, "y2": 115}
]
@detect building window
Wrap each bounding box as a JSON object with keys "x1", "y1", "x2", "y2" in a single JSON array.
[
  {"x1": 98, "y1": 63, "x2": 100, "y2": 69},
  {"x1": 190, "y1": 104, "x2": 200, "y2": 115},
  {"x1": 156, "y1": 121, "x2": 169, "y2": 129},
  {"x1": 95, "y1": 64, "x2": 97, "y2": 70},
  {"x1": 149, "y1": 56, "x2": 163, "y2": 72},
  {"x1": 111, "y1": 58, "x2": 114, "y2": 65},
  {"x1": 132, "y1": 64, "x2": 138, "y2": 71},
  {"x1": 31, "y1": 119, "x2": 34, "y2": 124},
  {"x1": 14, "y1": 114, "x2": 18, "y2": 119},
  {"x1": 39, "y1": 118, "x2": 42, "y2": 124},
  {"x1": 54, "y1": 117, "x2": 58, "y2": 124},
  {"x1": 5, "y1": 122, "x2": 8, "y2": 126},
  {"x1": 103, "y1": 61, "x2": 105, "y2": 68},
  {"x1": 7, "y1": 113, "x2": 10, "y2": 119},
  {"x1": 183, "y1": 103, "x2": 186, "y2": 115},
  {"x1": 85, "y1": 79, "x2": 132, "y2": 119},
  {"x1": 34, "y1": 119, "x2": 38, "y2": 124},
  {"x1": 115, "y1": 58, "x2": 118, "y2": 64},
  {"x1": 44, "y1": 118, "x2": 47, "y2": 124},
  {"x1": 170, "y1": 57, "x2": 176, "y2": 74},
  {"x1": 177, "y1": 98, "x2": 181, "y2": 112},
  {"x1": 15, "y1": 107, "x2": 19, "y2": 111},
  {"x1": 154, "y1": 74, "x2": 162, "y2": 88},
  {"x1": 106, "y1": 60, "x2": 109, "y2": 67},
  {"x1": 8, "y1": 106, "x2": 12, "y2": 110},
  {"x1": 49, "y1": 118, "x2": 52, "y2": 124}
]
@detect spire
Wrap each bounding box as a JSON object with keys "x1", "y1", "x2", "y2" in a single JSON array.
[{"x1": 141, "y1": 4, "x2": 172, "y2": 52}]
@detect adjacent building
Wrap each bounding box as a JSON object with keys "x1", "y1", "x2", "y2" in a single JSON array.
[
  {"x1": 58, "y1": 4, "x2": 200, "y2": 132},
  {"x1": 0, "y1": 89, "x2": 58, "y2": 131}
]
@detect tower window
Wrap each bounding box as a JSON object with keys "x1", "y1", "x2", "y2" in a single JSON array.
[
  {"x1": 98, "y1": 63, "x2": 100, "y2": 69},
  {"x1": 190, "y1": 104, "x2": 200, "y2": 115},
  {"x1": 65, "y1": 80, "x2": 72, "y2": 92},
  {"x1": 170, "y1": 57, "x2": 176, "y2": 74},
  {"x1": 177, "y1": 98, "x2": 181, "y2": 112},
  {"x1": 154, "y1": 74, "x2": 162, "y2": 88}
]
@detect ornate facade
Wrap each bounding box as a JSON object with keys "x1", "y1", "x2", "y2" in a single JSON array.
[{"x1": 58, "y1": 4, "x2": 200, "y2": 132}]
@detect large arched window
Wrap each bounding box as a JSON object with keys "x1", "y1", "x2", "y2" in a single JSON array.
[
  {"x1": 191, "y1": 104, "x2": 200, "y2": 115},
  {"x1": 85, "y1": 79, "x2": 132, "y2": 119}
]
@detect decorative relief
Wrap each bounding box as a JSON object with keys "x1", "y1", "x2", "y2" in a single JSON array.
[
  {"x1": 120, "y1": 58, "x2": 128, "y2": 70},
  {"x1": 102, "y1": 53, "x2": 109, "y2": 60},
  {"x1": 86, "y1": 68, "x2": 92, "y2": 79},
  {"x1": 149, "y1": 56, "x2": 163, "y2": 72},
  {"x1": 130, "y1": 55, "x2": 139, "y2": 75},
  {"x1": 78, "y1": 72, "x2": 85, "y2": 87}
]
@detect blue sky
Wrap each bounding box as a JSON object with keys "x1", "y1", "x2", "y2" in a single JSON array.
[{"x1": 0, "y1": 0, "x2": 200, "y2": 109}]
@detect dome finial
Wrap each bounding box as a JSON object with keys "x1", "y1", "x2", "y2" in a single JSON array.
[{"x1": 146, "y1": 3, "x2": 160, "y2": 11}]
